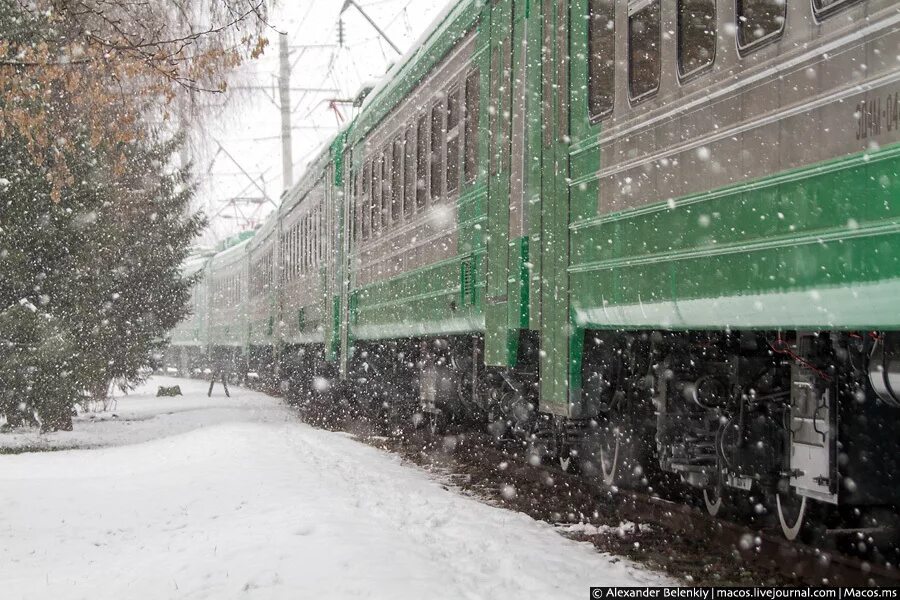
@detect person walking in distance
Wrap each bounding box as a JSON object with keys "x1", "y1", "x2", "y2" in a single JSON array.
[{"x1": 208, "y1": 363, "x2": 231, "y2": 398}]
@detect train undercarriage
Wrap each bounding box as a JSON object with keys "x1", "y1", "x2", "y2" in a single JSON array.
[{"x1": 575, "y1": 330, "x2": 900, "y2": 543}]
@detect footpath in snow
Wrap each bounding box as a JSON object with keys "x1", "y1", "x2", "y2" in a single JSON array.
[{"x1": 0, "y1": 377, "x2": 673, "y2": 599}]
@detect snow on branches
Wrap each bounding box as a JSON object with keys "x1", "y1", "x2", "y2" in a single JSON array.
[{"x1": 0, "y1": 0, "x2": 269, "y2": 201}]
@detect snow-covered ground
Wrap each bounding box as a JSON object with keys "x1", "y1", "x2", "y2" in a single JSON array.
[{"x1": 0, "y1": 377, "x2": 673, "y2": 599}]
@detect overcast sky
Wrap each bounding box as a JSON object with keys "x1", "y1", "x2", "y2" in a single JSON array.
[{"x1": 194, "y1": 0, "x2": 449, "y2": 246}]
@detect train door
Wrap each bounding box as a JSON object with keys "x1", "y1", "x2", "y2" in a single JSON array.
[
  {"x1": 323, "y1": 161, "x2": 338, "y2": 364},
  {"x1": 538, "y1": 0, "x2": 572, "y2": 416},
  {"x1": 483, "y1": 0, "x2": 516, "y2": 367},
  {"x1": 338, "y1": 146, "x2": 354, "y2": 379}
]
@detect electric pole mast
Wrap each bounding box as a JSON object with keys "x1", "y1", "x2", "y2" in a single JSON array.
[
  {"x1": 278, "y1": 32, "x2": 294, "y2": 190},
  {"x1": 340, "y1": 0, "x2": 402, "y2": 55}
]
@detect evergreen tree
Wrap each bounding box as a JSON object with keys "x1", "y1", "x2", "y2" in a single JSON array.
[
  {"x1": 0, "y1": 122, "x2": 203, "y2": 430},
  {"x1": 70, "y1": 134, "x2": 205, "y2": 400}
]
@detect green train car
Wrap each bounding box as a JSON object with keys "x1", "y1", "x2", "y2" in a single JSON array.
[{"x1": 172, "y1": 0, "x2": 900, "y2": 541}]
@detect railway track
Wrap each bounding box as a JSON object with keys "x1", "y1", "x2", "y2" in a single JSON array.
[{"x1": 300, "y1": 405, "x2": 900, "y2": 587}]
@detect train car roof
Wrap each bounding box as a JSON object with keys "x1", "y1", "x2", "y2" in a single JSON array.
[
  {"x1": 279, "y1": 129, "x2": 351, "y2": 220},
  {"x1": 208, "y1": 237, "x2": 251, "y2": 268},
  {"x1": 248, "y1": 205, "x2": 279, "y2": 252},
  {"x1": 279, "y1": 142, "x2": 333, "y2": 218},
  {"x1": 181, "y1": 255, "x2": 211, "y2": 278},
  {"x1": 347, "y1": 0, "x2": 479, "y2": 147}
]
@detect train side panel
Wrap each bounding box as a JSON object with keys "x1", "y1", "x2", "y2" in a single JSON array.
[
  {"x1": 247, "y1": 216, "x2": 278, "y2": 382},
  {"x1": 278, "y1": 162, "x2": 331, "y2": 348},
  {"x1": 567, "y1": 0, "x2": 900, "y2": 337},
  {"x1": 345, "y1": 2, "x2": 487, "y2": 345},
  {"x1": 206, "y1": 239, "x2": 252, "y2": 371},
  {"x1": 167, "y1": 255, "x2": 211, "y2": 375}
]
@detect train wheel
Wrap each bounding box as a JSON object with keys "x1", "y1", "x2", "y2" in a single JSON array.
[
  {"x1": 776, "y1": 492, "x2": 808, "y2": 541},
  {"x1": 598, "y1": 424, "x2": 621, "y2": 486},
  {"x1": 703, "y1": 484, "x2": 724, "y2": 517}
]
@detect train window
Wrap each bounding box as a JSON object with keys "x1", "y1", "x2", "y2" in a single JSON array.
[
  {"x1": 286, "y1": 227, "x2": 292, "y2": 279},
  {"x1": 314, "y1": 207, "x2": 320, "y2": 267},
  {"x1": 319, "y1": 205, "x2": 325, "y2": 265},
  {"x1": 628, "y1": 0, "x2": 661, "y2": 101},
  {"x1": 301, "y1": 218, "x2": 307, "y2": 273},
  {"x1": 316, "y1": 208, "x2": 321, "y2": 267},
  {"x1": 306, "y1": 213, "x2": 312, "y2": 271},
  {"x1": 280, "y1": 234, "x2": 286, "y2": 282},
  {"x1": 302, "y1": 216, "x2": 308, "y2": 273},
  {"x1": 305, "y1": 214, "x2": 311, "y2": 271},
  {"x1": 446, "y1": 133, "x2": 460, "y2": 195},
  {"x1": 291, "y1": 224, "x2": 297, "y2": 278},
  {"x1": 392, "y1": 138, "x2": 403, "y2": 223},
  {"x1": 416, "y1": 115, "x2": 428, "y2": 210},
  {"x1": 312, "y1": 209, "x2": 317, "y2": 268},
  {"x1": 379, "y1": 152, "x2": 389, "y2": 229},
  {"x1": 309, "y1": 211, "x2": 315, "y2": 270},
  {"x1": 464, "y1": 70, "x2": 479, "y2": 182},
  {"x1": 319, "y1": 205, "x2": 326, "y2": 263},
  {"x1": 813, "y1": 0, "x2": 858, "y2": 18},
  {"x1": 588, "y1": 0, "x2": 615, "y2": 121},
  {"x1": 677, "y1": 0, "x2": 715, "y2": 79},
  {"x1": 430, "y1": 102, "x2": 444, "y2": 202},
  {"x1": 314, "y1": 211, "x2": 318, "y2": 267},
  {"x1": 295, "y1": 221, "x2": 301, "y2": 275},
  {"x1": 353, "y1": 170, "x2": 361, "y2": 243},
  {"x1": 355, "y1": 170, "x2": 361, "y2": 244},
  {"x1": 736, "y1": 0, "x2": 786, "y2": 51},
  {"x1": 372, "y1": 156, "x2": 382, "y2": 234},
  {"x1": 404, "y1": 127, "x2": 415, "y2": 217},
  {"x1": 446, "y1": 87, "x2": 461, "y2": 194},
  {"x1": 309, "y1": 213, "x2": 315, "y2": 269},
  {"x1": 361, "y1": 161, "x2": 370, "y2": 240}
]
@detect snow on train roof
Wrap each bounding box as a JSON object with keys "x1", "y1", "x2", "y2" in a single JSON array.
[
  {"x1": 358, "y1": 0, "x2": 471, "y2": 113},
  {"x1": 181, "y1": 255, "x2": 211, "y2": 278},
  {"x1": 210, "y1": 237, "x2": 252, "y2": 266},
  {"x1": 249, "y1": 204, "x2": 279, "y2": 251},
  {"x1": 279, "y1": 141, "x2": 333, "y2": 216},
  {"x1": 347, "y1": 0, "x2": 477, "y2": 145}
]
